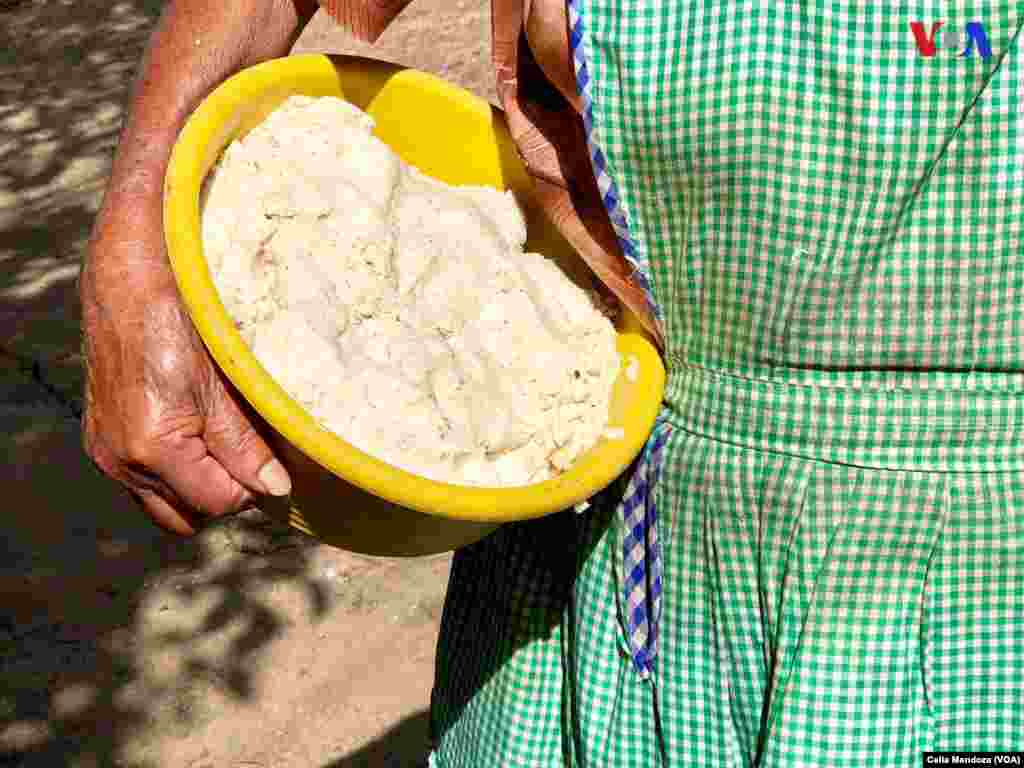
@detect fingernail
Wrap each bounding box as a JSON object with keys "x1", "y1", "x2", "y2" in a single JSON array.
[{"x1": 258, "y1": 460, "x2": 292, "y2": 496}]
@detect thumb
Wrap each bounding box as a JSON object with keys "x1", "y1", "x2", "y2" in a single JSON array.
[{"x1": 203, "y1": 377, "x2": 292, "y2": 498}]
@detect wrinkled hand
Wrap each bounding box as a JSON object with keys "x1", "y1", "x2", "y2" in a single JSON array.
[
  {"x1": 80, "y1": 245, "x2": 292, "y2": 536},
  {"x1": 492, "y1": 0, "x2": 663, "y2": 347},
  {"x1": 81, "y1": 0, "x2": 657, "y2": 541},
  {"x1": 76, "y1": 0, "x2": 318, "y2": 536}
]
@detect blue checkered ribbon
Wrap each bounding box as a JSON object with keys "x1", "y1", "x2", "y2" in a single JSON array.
[
  {"x1": 567, "y1": 0, "x2": 669, "y2": 680},
  {"x1": 617, "y1": 413, "x2": 671, "y2": 678},
  {"x1": 567, "y1": 0, "x2": 662, "y2": 328}
]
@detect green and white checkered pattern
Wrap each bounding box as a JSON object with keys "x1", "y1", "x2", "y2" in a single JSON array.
[{"x1": 429, "y1": 2, "x2": 1024, "y2": 764}]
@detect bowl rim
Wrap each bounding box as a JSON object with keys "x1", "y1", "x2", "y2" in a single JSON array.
[{"x1": 163, "y1": 52, "x2": 665, "y2": 523}]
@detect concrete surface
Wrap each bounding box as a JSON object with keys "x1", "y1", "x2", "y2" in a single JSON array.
[{"x1": 1, "y1": 1, "x2": 494, "y2": 766}]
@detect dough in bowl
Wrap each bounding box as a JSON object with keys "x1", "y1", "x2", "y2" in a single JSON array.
[{"x1": 201, "y1": 95, "x2": 619, "y2": 487}]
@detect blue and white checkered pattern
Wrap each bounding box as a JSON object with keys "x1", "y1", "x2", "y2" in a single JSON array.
[
  {"x1": 619, "y1": 413, "x2": 671, "y2": 679},
  {"x1": 568, "y1": 0, "x2": 669, "y2": 681},
  {"x1": 567, "y1": 0, "x2": 662, "y2": 327}
]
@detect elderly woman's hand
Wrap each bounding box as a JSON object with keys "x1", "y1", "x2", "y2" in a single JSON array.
[
  {"x1": 78, "y1": 0, "x2": 315, "y2": 534},
  {"x1": 80, "y1": 215, "x2": 291, "y2": 536},
  {"x1": 81, "y1": 0, "x2": 662, "y2": 539},
  {"x1": 492, "y1": 0, "x2": 663, "y2": 347}
]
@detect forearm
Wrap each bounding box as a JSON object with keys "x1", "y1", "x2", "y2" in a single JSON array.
[{"x1": 90, "y1": 0, "x2": 318, "y2": 273}]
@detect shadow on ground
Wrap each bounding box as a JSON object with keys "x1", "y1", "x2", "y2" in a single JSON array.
[
  {"x1": 0, "y1": 0, "x2": 167, "y2": 368},
  {"x1": 0, "y1": 2, "x2": 512, "y2": 765},
  {"x1": 0, "y1": 2, "x2": 330, "y2": 766},
  {"x1": 322, "y1": 710, "x2": 431, "y2": 768},
  {"x1": 0, "y1": 405, "x2": 328, "y2": 766}
]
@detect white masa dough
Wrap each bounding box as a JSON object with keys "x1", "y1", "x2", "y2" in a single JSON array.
[{"x1": 201, "y1": 95, "x2": 619, "y2": 487}]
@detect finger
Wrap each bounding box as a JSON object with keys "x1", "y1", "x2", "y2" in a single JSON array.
[
  {"x1": 490, "y1": 0, "x2": 665, "y2": 349},
  {"x1": 492, "y1": 0, "x2": 524, "y2": 105},
  {"x1": 524, "y1": 0, "x2": 580, "y2": 111},
  {"x1": 83, "y1": 423, "x2": 202, "y2": 534},
  {"x1": 133, "y1": 487, "x2": 201, "y2": 537},
  {"x1": 202, "y1": 377, "x2": 291, "y2": 499},
  {"x1": 533, "y1": 173, "x2": 664, "y2": 346},
  {"x1": 141, "y1": 434, "x2": 254, "y2": 519},
  {"x1": 505, "y1": 45, "x2": 590, "y2": 187}
]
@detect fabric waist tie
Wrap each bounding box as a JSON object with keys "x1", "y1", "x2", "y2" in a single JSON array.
[{"x1": 665, "y1": 363, "x2": 1024, "y2": 474}]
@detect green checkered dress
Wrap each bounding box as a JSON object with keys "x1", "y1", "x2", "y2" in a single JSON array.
[{"x1": 429, "y1": 2, "x2": 1024, "y2": 765}]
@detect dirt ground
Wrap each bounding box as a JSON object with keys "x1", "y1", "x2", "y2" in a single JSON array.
[{"x1": 1, "y1": 2, "x2": 494, "y2": 766}]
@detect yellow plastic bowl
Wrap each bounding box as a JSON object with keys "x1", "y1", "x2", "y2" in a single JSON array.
[{"x1": 164, "y1": 53, "x2": 665, "y2": 556}]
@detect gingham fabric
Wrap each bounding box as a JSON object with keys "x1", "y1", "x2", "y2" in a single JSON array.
[
  {"x1": 568, "y1": 0, "x2": 663, "y2": 328},
  {"x1": 430, "y1": 1, "x2": 1024, "y2": 765},
  {"x1": 618, "y1": 412, "x2": 672, "y2": 679},
  {"x1": 569, "y1": 0, "x2": 673, "y2": 681}
]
